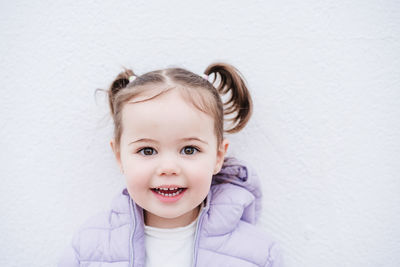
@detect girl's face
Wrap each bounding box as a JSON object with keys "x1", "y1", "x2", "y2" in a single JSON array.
[{"x1": 111, "y1": 88, "x2": 228, "y2": 228}]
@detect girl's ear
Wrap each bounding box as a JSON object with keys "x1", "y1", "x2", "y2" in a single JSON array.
[
  {"x1": 214, "y1": 139, "x2": 229, "y2": 174},
  {"x1": 110, "y1": 139, "x2": 123, "y2": 173}
]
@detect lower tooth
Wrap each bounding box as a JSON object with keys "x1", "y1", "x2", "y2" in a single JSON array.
[{"x1": 157, "y1": 190, "x2": 184, "y2": 197}]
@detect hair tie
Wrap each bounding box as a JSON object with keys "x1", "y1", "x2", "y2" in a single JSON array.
[
  {"x1": 129, "y1": 75, "x2": 137, "y2": 82},
  {"x1": 202, "y1": 74, "x2": 209, "y2": 81}
]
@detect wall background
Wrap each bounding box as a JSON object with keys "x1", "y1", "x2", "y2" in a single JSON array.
[{"x1": 1, "y1": 0, "x2": 399, "y2": 266}]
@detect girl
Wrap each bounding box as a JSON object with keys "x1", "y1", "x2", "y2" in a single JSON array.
[{"x1": 59, "y1": 63, "x2": 282, "y2": 267}]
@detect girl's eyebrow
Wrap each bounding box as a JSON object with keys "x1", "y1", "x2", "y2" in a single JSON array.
[
  {"x1": 128, "y1": 137, "x2": 208, "y2": 145},
  {"x1": 129, "y1": 138, "x2": 157, "y2": 145},
  {"x1": 181, "y1": 137, "x2": 209, "y2": 145}
]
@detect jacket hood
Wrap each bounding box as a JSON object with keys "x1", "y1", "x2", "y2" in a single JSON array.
[{"x1": 203, "y1": 157, "x2": 263, "y2": 235}]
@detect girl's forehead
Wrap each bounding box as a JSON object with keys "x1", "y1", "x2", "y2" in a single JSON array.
[
  {"x1": 119, "y1": 89, "x2": 217, "y2": 145},
  {"x1": 122, "y1": 89, "x2": 214, "y2": 129},
  {"x1": 124, "y1": 86, "x2": 212, "y2": 116}
]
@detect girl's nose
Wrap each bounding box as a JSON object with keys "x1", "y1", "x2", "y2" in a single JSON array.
[{"x1": 156, "y1": 156, "x2": 181, "y2": 176}]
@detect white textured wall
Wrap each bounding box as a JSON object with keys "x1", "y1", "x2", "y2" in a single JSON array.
[{"x1": 1, "y1": 1, "x2": 399, "y2": 266}]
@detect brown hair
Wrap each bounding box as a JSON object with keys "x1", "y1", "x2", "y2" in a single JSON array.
[{"x1": 107, "y1": 63, "x2": 252, "y2": 151}]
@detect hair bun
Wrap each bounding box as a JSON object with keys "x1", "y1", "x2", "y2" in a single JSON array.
[{"x1": 108, "y1": 69, "x2": 136, "y2": 115}]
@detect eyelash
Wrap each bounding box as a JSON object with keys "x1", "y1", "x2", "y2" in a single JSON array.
[
  {"x1": 137, "y1": 146, "x2": 200, "y2": 156},
  {"x1": 137, "y1": 147, "x2": 157, "y2": 156},
  {"x1": 181, "y1": 146, "x2": 200, "y2": 155}
]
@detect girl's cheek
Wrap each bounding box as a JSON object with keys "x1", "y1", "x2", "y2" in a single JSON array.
[
  {"x1": 189, "y1": 156, "x2": 217, "y2": 171},
  {"x1": 125, "y1": 172, "x2": 148, "y2": 189},
  {"x1": 128, "y1": 159, "x2": 156, "y2": 175}
]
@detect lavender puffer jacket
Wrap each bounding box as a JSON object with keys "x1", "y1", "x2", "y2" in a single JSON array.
[{"x1": 58, "y1": 157, "x2": 283, "y2": 267}]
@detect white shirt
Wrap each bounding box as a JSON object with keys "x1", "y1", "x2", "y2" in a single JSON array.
[{"x1": 144, "y1": 218, "x2": 198, "y2": 267}]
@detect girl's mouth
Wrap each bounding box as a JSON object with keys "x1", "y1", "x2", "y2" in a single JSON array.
[{"x1": 150, "y1": 187, "x2": 187, "y2": 203}]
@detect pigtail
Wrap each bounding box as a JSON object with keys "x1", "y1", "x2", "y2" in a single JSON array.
[
  {"x1": 108, "y1": 68, "x2": 136, "y2": 116},
  {"x1": 204, "y1": 63, "x2": 253, "y2": 133}
]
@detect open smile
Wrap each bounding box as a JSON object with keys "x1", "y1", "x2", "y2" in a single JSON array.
[{"x1": 150, "y1": 187, "x2": 187, "y2": 203}]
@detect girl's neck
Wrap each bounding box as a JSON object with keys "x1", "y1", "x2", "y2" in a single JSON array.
[{"x1": 144, "y1": 205, "x2": 200, "y2": 229}]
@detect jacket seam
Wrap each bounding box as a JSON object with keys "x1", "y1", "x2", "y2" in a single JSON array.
[
  {"x1": 72, "y1": 237, "x2": 80, "y2": 263},
  {"x1": 74, "y1": 222, "x2": 131, "y2": 264},
  {"x1": 262, "y1": 242, "x2": 276, "y2": 267}
]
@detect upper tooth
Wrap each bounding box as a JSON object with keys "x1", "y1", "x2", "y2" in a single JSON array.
[{"x1": 157, "y1": 187, "x2": 180, "y2": 191}]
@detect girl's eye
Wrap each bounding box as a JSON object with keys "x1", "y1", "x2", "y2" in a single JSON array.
[
  {"x1": 138, "y1": 147, "x2": 157, "y2": 156},
  {"x1": 181, "y1": 146, "x2": 199, "y2": 155}
]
